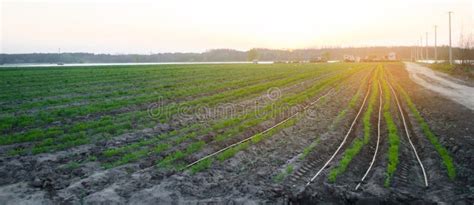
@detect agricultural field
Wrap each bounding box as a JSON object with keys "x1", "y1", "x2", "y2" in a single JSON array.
[{"x1": 0, "y1": 62, "x2": 472, "y2": 204}]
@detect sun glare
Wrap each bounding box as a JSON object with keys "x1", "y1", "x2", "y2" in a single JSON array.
[{"x1": 1, "y1": 0, "x2": 472, "y2": 53}]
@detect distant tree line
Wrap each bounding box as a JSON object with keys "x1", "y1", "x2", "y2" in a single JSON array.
[{"x1": 1, "y1": 47, "x2": 472, "y2": 64}]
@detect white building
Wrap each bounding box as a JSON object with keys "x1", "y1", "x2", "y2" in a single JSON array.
[
  {"x1": 355, "y1": 56, "x2": 361, "y2": 62},
  {"x1": 343, "y1": 55, "x2": 355, "y2": 62},
  {"x1": 388, "y1": 52, "x2": 397, "y2": 61}
]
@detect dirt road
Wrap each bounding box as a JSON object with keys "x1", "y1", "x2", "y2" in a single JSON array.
[{"x1": 404, "y1": 62, "x2": 474, "y2": 110}]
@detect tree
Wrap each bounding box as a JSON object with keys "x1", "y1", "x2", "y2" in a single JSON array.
[
  {"x1": 247, "y1": 49, "x2": 258, "y2": 61},
  {"x1": 322, "y1": 51, "x2": 331, "y2": 61},
  {"x1": 458, "y1": 32, "x2": 474, "y2": 65}
]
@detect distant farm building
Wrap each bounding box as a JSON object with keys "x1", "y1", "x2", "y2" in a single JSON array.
[
  {"x1": 343, "y1": 55, "x2": 356, "y2": 62},
  {"x1": 362, "y1": 55, "x2": 380, "y2": 62},
  {"x1": 388, "y1": 52, "x2": 397, "y2": 61},
  {"x1": 355, "y1": 56, "x2": 361, "y2": 63}
]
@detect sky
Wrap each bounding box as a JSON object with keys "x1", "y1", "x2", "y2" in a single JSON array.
[{"x1": 1, "y1": 0, "x2": 473, "y2": 54}]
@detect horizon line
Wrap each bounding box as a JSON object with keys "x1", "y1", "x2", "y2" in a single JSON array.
[{"x1": 0, "y1": 44, "x2": 458, "y2": 55}]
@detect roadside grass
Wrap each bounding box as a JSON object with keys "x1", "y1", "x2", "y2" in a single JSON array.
[
  {"x1": 423, "y1": 63, "x2": 474, "y2": 80},
  {"x1": 427, "y1": 63, "x2": 455, "y2": 73}
]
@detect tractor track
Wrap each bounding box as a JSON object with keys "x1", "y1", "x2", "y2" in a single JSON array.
[
  {"x1": 387, "y1": 76, "x2": 429, "y2": 188},
  {"x1": 185, "y1": 88, "x2": 336, "y2": 169},
  {"x1": 289, "y1": 67, "x2": 427, "y2": 194},
  {"x1": 325, "y1": 81, "x2": 384, "y2": 190},
  {"x1": 281, "y1": 69, "x2": 374, "y2": 193},
  {"x1": 285, "y1": 70, "x2": 373, "y2": 192},
  {"x1": 388, "y1": 80, "x2": 457, "y2": 196},
  {"x1": 355, "y1": 81, "x2": 383, "y2": 190},
  {"x1": 0, "y1": 63, "x2": 472, "y2": 204},
  {"x1": 304, "y1": 78, "x2": 372, "y2": 186},
  {"x1": 284, "y1": 126, "x2": 364, "y2": 189},
  {"x1": 183, "y1": 67, "x2": 370, "y2": 170}
]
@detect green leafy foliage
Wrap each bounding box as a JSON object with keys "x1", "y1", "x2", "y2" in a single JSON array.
[
  {"x1": 397, "y1": 85, "x2": 456, "y2": 179},
  {"x1": 273, "y1": 164, "x2": 294, "y2": 182},
  {"x1": 381, "y1": 73, "x2": 400, "y2": 187},
  {"x1": 327, "y1": 68, "x2": 379, "y2": 182}
]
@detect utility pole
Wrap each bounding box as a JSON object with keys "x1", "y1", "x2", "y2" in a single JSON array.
[
  {"x1": 415, "y1": 41, "x2": 418, "y2": 61},
  {"x1": 420, "y1": 36, "x2": 424, "y2": 60},
  {"x1": 415, "y1": 38, "x2": 420, "y2": 61},
  {"x1": 426, "y1": 32, "x2": 429, "y2": 60},
  {"x1": 434, "y1": 25, "x2": 438, "y2": 63},
  {"x1": 448, "y1": 11, "x2": 453, "y2": 65}
]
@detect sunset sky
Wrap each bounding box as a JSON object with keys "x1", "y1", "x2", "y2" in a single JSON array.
[{"x1": 1, "y1": 0, "x2": 473, "y2": 54}]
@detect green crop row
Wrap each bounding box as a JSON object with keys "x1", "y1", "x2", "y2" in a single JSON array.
[
  {"x1": 381, "y1": 69, "x2": 401, "y2": 187},
  {"x1": 2, "y1": 70, "x2": 284, "y2": 114},
  {"x1": 273, "y1": 164, "x2": 294, "y2": 182},
  {"x1": 2, "y1": 64, "x2": 344, "y2": 154},
  {"x1": 180, "y1": 67, "x2": 363, "y2": 164},
  {"x1": 0, "y1": 64, "x2": 275, "y2": 99},
  {"x1": 329, "y1": 70, "x2": 372, "y2": 130},
  {"x1": 327, "y1": 67, "x2": 379, "y2": 182},
  {"x1": 97, "y1": 65, "x2": 351, "y2": 166},
  {"x1": 2, "y1": 64, "x2": 297, "y2": 114},
  {"x1": 101, "y1": 65, "x2": 357, "y2": 168},
  {"x1": 190, "y1": 117, "x2": 299, "y2": 173},
  {"x1": 183, "y1": 66, "x2": 372, "y2": 172},
  {"x1": 299, "y1": 83, "x2": 362, "y2": 159},
  {"x1": 0, "y1": 65, "x2": 307, "y2": 134},
  {"x1": 297, "y1": 67, "x2": 373, "y2": 162},
  {"x1": 300, "y1": 139, "x2": 320, "y2": 160},
  {"x1": 396, "y1": 84, "x2": 456, "y2": 180},
  {"x1": 192, "y1": 65, "x2": 371, "y2": 177}
]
